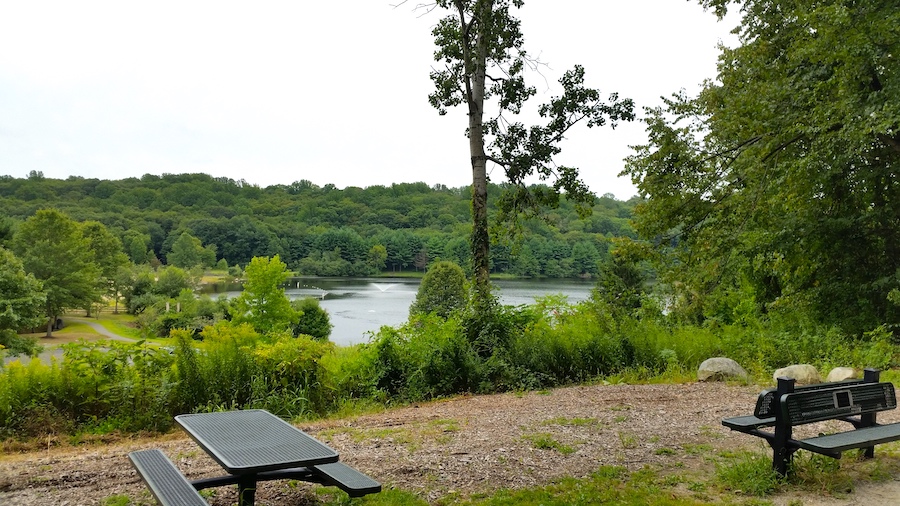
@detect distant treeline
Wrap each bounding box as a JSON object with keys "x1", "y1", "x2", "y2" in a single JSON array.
[{"x1": 0, "y1": 172, "x2": 638, "y2": 277}]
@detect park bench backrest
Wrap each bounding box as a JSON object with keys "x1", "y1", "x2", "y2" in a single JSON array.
[
  {"x1": 780, "y1": 382, "x2": 897, "y2": 426},
  {"x1": 754, "y1": 379, "x2": 865, "y2": 417}
]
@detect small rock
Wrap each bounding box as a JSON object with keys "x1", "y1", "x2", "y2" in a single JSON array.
[
  {"x1": 826, "y1": 367, "x2": 859, "y2": 382},
  {"x1": 697, "y1": 357, "x2": 749, "y2": 382},
  {"x1": 773, "y1": 364, "x2": 820, "y2": 385}
]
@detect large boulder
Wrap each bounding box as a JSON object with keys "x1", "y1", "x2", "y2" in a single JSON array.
[
  {"x1": 773, "y1": 364, "x2": 821, "y2": 385},
  {"x1": 697, "y1": 357, "x2": 749, "y2": 382},
  {"x1": 825, "y1": 367, "x2": 860, "y2": 383}
]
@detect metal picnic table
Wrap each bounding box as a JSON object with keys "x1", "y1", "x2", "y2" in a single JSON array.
[{"x1": 130, "y1": 409, "x2": 380, "y2": 506}]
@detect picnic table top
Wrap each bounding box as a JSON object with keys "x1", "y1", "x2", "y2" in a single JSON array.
[{"x1": 175, "y1": 409, "x2": 339, "y2": 474}]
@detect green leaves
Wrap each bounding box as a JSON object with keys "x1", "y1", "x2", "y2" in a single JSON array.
[
  {"x1": 229, "y1": 255, "x2": 298, "y2": 334},
  {"x1": 627, "y1": 0, "x2": 900, "y2": 331},
  {"x1": 0, "y1": 248, "x2": 46, "y2": 348},
  {"x1": 425, "y1": 0, "x2": 633, "y2": 293},
  {"x1": 11, "y1": 209, "x2": 100, "y2": 333}
]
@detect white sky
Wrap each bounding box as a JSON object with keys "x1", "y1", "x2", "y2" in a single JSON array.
[{"x1": 0, "y1": 1, "x2": 738, "y2": 200}]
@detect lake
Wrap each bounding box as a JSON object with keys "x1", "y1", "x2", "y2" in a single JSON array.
[{"x1": 206, "y1": 277, "x2": 595, "y2": 346}]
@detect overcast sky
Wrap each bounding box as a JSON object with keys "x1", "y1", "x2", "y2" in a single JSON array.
[{"x1": 0, "y1": 1, "x2": 738, "y2": 200}]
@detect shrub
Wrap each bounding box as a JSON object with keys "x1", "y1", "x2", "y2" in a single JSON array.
[
  {"x1": 291, "y1": 297, "x2": 332, "y2": 340},
  {"x1": 253, "y1": 335, "x2": 333, "y2": 413},
  {"x1": 319, "y1": 344, "x2": 378, "y2": 405},
  {"x1": 0, "y1": 330, "x2": 42, "y2": 357},
  {"x1": 409, "y1": 261, "x2": 467, "y2": 319}
]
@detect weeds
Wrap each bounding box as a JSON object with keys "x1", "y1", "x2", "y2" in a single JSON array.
[
  {"x1": 715, "y1": 451, "x2": 782, "y2": 496},
  {"x1": 522, "y1": 432, "x2": 576, "y2": 455},
  {"x1": 3, "y1": 295, "x2": 900, "y2": 445}
]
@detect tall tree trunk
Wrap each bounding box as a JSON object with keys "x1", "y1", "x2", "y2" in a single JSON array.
[
  {"x1": 466, "y1": 0, "x2": 492, "y2": 299},
  {"x1": 45, "y1": 301, "x2": 54, "y2": 337}
]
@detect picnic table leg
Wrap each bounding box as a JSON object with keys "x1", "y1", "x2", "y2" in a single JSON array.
[{"x1": 237, "y1": 476, "x2": 257, "y2": 506}]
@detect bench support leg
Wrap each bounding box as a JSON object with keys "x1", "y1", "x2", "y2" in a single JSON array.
[
  {"x1": 237, "y1": 476, "x2": 257, "y2": 506},
  {"x1": 860, "y1": 368, "x2": 880, "y2": 459},
  {"x1": 772, "y1": 376, "x2": 796, "y2": 477},
  {"x1": 773, "y1": 446, "x2": 797, "y2": 477}
]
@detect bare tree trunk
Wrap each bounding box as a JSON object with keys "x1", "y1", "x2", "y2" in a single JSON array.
[{"x1": 45, "y1": 302, "x2": 54, "y2": 337}]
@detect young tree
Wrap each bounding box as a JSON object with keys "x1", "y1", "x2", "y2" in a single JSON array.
[
  {"x1": 367, "y1": 244, "x2": 388, "y2": 272},
  {"x1": 230, "y1": 255, "x2": 298, "y2": 334},
  {"x1": 11, "y1": 209, "x2": 100, "y2": 336},
  {"x1": 122, "y1": 229, "x2": 154, "y2": 264},
  {"x1": 423, "y1": 0, "x2": 634, "y2": 298},
  {"x1": 167, "y1": 231, "x2": 205, "y2": 268},
  {"x1": 153, "y1": 266, "x2": 196, "y2": 298}
]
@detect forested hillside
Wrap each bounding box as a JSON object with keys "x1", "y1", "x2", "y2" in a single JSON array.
[{"x1": 0, "y1": 172, "x2": 636, "y2": 278}]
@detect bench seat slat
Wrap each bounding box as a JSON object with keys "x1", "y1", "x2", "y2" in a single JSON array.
[
  {"x1": 311, "y1": 462, "x2": 382, "y2": 497},
  {"x1": 722, "y1": 415, "x2": 775, "y2": 432},
  {"x1": 796, "y1": 423, "x2": 900, "y2": 454},
  {"x1": 129, "y1": 449, "x2": 208, "y2": 506}
]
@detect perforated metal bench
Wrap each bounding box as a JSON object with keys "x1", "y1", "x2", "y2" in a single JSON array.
[
  {"x1": 129, "y1": 449, "x2": 208, "y2": 506},
  {"x1": 722, "y1": 378, "x2": 866, "y2": 432},
  {"x1": 311, "y1": 462, "x2": 383, "y2": 497},
  {"x1": 130, "y1": 449, "x2": 382, "y2": 505},
  {"x1": 722, "y1": 368, "x2": 900, "y2": 476}
]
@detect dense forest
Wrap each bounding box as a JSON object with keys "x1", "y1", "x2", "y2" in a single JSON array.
[{"x1": 0, "y1": 172, "x2": 636, "y2": 279}]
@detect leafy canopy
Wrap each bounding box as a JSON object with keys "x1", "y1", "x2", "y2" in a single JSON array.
[
  {"x1": 10, "y1": 209, "x2": 100, "y2": 334},
  {"x1": 410, "y1": 260, "x2": 468, "y2": 319},
  {"x1": 424, "y1": 0, "x2": 634, "y2": 294},
  {"x1": 230, "y1": 255, "x2": 298, "y2": 334},
  {"x1": 0, "y1": 248, "x2": 46, "y2": 352},
  {"x1": 624, "y1": 0, "x2": 900, "y2": 332}
]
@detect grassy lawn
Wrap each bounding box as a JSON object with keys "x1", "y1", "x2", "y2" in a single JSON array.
[{"x1": 84, "y1": 312, "x2": 144, "y2": 340}]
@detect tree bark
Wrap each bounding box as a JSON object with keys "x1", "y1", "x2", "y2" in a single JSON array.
[
  {"x1": 462, "y1": 0, "x2": 492, "y2": 298},
  {"x1": 45, "y1": 301, "x2": 55, "y2": 337}
]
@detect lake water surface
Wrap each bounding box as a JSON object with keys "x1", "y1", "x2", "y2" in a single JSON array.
[{"x1": 207, "y1": 277, "x2": 595, "y2": 346}]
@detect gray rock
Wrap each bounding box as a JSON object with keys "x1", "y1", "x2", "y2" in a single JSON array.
[
  {"x1": 697, "y1": 357, "x2": 749, "y2": 382},
  {"x1": 825, "y1": 367, "x2": 859, "y2": 382},
  {"x1": 773, "y1": 364, "x2": 821, "y2": 385}
]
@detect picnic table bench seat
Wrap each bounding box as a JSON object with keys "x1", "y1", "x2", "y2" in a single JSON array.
[
  {"x1": 722, "y1": 368, "x2": 900, "y2": 476},
  {"x1": 310, "y1": 462, "x2": 383, "y2": 497},
  {"x1": 129, "y1": 448, "x2": 382, "y2": 505},
  {"x1": 795, "y1": 423, "x2": 900, "y2": 455},
  {"x1": 129, "y1": 449, "x2": 208, "y2": 506}
]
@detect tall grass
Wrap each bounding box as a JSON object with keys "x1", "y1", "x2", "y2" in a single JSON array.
[{"x1": 1, "y1": 295, "x2": 898, "y2": 438}]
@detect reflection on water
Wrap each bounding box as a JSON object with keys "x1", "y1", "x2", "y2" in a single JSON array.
[{"x1": 203, "y1": 277, "x2": 594, "y2": 346}]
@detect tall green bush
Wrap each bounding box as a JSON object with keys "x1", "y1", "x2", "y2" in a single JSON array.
[
  {"x1": 291, "y1": 297, "x2": 332, "y2": 340},
  {"x1": 409, "y1": 261, "x2": 468, "y2": 319}
]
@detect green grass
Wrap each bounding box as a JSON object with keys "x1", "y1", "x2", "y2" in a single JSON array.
[
  {"x1": 64, "y1": 313, "x2": 144, "y2": 340},
  {"x1": 715, "y1": 451, "x2": 782, "y2": 497},
  {"x1": 93, "y1": 313, "x2": 144, "y2": 339},
  {"x1": 303, "y1": 465, "x2": 776, "y2": 505},
  {"x1": 444, "y1": 466, "x2": 721, "y2": 506},
  {"x1": 522, "y1": 432, "x2": 576, "y2": 455}
]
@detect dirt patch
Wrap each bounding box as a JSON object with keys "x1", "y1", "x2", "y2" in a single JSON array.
[{"x1": 1, "y1": 382, "x2": 899, "y2": 505}]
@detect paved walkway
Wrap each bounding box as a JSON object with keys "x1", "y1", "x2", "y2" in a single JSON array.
[
  {"x1": 2, "y1": 317, "x2": 139, "y2": 366},
  {"x1": 69, "y1": 318, "x2": 138, "y2": 343}
]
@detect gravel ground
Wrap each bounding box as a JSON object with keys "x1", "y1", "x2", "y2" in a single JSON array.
[{"x1": 2, "y1": 381, "x2": 900, "y2": 505}]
